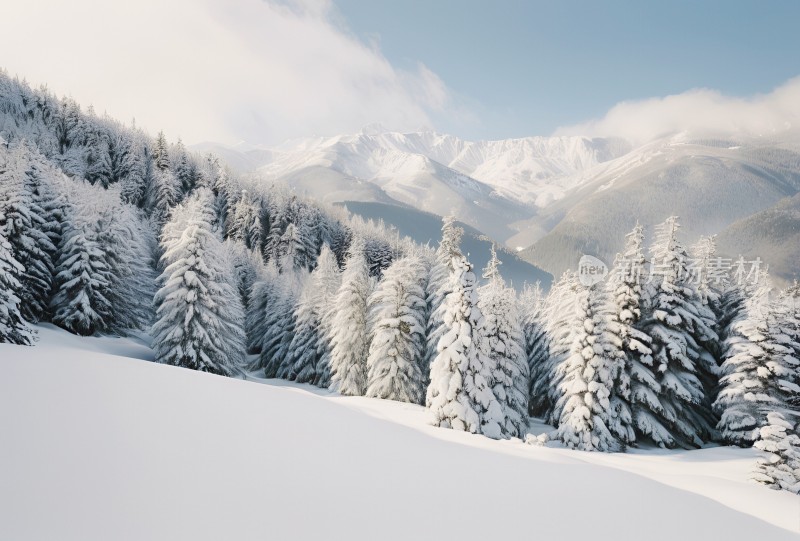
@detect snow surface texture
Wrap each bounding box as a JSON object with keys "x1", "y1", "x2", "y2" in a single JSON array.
[{"x1": 1, "y1": 325, "x2": 798, "y2": 541}]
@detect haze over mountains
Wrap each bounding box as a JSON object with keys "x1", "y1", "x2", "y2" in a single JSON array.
[{"x1": 197, "y1": 127, "x2": 800, "y2": 286}]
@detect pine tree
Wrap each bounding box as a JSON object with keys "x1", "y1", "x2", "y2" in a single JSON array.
[
  {"x1": 519, "y1": 282, "x2": 549, "y2": 416},
  {"x1": 245, "y1": 262, "x2": 280, "y2": 355},
  {"x1": 151, "y1": 189, "x2": 245, "y2": 375},
  {"x1": 752, "y1": 412, "x2": 800, "y2": 494},
  {"x1": 530, "y1": 271, "x2": 585, "y2": 424},
  {"x1": 0, "y1": 220, "x2": 35, "y2": 345},
  {"x1": 640, "y1": 216, "x2": 718, "y2": 447},
  {"x1": 608, "y1": 223, "x2": 662, "y2": 446},
  {"x1": 553, "y1": 284, "x2": 631, "y2": 452},
  {"x1": 426, "y1": 253, "x2": 505, "y2": 438},
  {"x1": 328, "y1": 237, "x2": 372, "y2": 396},
  {"x1": 477, "y1": 245, "x2": 529, "y2": 438},
  {"x1": 50, "y1": 217, "x2": 113, "y2": 336},
  {"x1": 365, "y1": 254, "x2": 427, "y2": 404},
  {"x1": 256, "y1": 267, "x2": 299, "y2": 378},
  {"x1": 0, "y1": 143, "x2": 56, "y2": 322},
  {"x1": 424, "y1": 215, "x2": 464, "y2": 380},
  {"x1": 287, "y1": 245, "x2": 341, "y2": 385},
  {"x1": 714, "y1": 285, "x2": 800, "y2": 446},
  {"x1": 94, "y1": 205, "x2": 155, "y2": 333}
]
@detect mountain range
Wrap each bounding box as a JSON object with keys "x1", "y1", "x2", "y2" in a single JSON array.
[{"x1": 195, "y1": 128, "x2": 800, "y2": 286}]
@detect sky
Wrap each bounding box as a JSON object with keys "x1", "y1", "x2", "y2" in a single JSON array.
[{"x1": 1, "y1": 0, "x2": 799, "y2": 146}]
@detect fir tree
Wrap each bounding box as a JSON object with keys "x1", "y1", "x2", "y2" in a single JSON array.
[
  {"x1": 328, "y1": 237, "x2": 372, "y2": 396},
  {"x1": 0, "y1": 143, "x2": 56, "y2": 322},
  {"x1": 752, "y1": 412, "x2": 800, "y2": 494},
  {"x1": 151, "y1": 189, "x2": 246, "y2": 375},
  {"x1": 287, "y1": 245, "x2": 341, "y2": 385},
  {"x1": 608, "y1": 223, "x2": 662, "y2": 446},
  {"x1": 519, "y1": 282, "x2": 549, "y2": 416},
  {"x1": 714, "y1": 285, "x2": 800, "y2": 446},
  {"x1": 424, "y1": 215, "x2": 464, "y2": 380},
  {"x1": 50, "y1": 217, "x2": 113, "y2": 336},
  {"x1": 554, "y1": 284, "x2": 631, "y2": 452},
  {"x1": 365, "y1": 254, "x2": 427, "y2": 404},
  {"x1": 531, "y1": 271, "x2": 585, "y2": 424},
  {"x1": 641, "y1": 216, "x2": 718, "y2": 448},
  {"x1": 0, "y1": 220, "x2": 35, "y2": 345},
  {"x1": 426, "y1": 253, "x2": 505, "y2": 438},
  {"x1": 477, "y1": 245, "x2": 529, "y2": 438}
]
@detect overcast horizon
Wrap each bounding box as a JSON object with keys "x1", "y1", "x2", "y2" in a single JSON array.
[{"x1": 3, "y1": 0, "x2": 800, "y2": 146}]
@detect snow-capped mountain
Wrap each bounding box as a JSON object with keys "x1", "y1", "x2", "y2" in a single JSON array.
[
  {"x1": 519, "y1": 134, "x2": 800, "y2": 283},
  {"x1": 196, "y1": 128, "x2": 630, "y2": 243},
  {"x1": 199, "y1": 129, "x2": 800, "y2": 285}
]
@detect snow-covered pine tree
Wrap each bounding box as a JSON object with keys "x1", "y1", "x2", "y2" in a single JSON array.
[
  {"x1": 94, "y1": 205, "x2": 155, "y2": 333},
  {"x1": 151, "y1": 188, "x2": 245, "y2": 376},
  {"x1": 255, "y1": 265, "x2": 299, "y2": 378},
  {"x1": 0, "y1": 143, "x2": 56, "y2": 322},
  {"x1": 228, "y1": 190, "x2": 262, "y2": 251},
  {"x1": 519, "y1": 282, "x2": 549, "y2": 416},
  {"x1": 245, "y1": 262, "x2": 279, "y2": 355},
  {"x1": 530, "y1": 271, "x2": 586, "y2": 424},
  {"x1": 477, "y1": 245, "x2": 529, "y2": 438},
  {"x1": 328, "y1": 236, "x2": 372, "y2": 396},
  {"x1": 553, "y1": 282, "x2": 632, "y2": 452},
  {"x1": 50, "y1": 215, "x2": 113, "y2": 336},
  {"x1": 424, "y1": 215, "x2": 464, "y2": 380},
  {"x1": 85, "y1": 127, "x2": 112, "y2": 188},
  {"x1": 0, "y1": 218, "x2": 35, "y2": 345},
  {"x1": 426, "y1": 252, "x2": 505, "y2": 438},
  {"x1": 365, "y1": 254, "x2": 427, "y2": 404},
  {"x1": 607, "y1": 223, "x2": 663, "y2": 446},
  {"x1": 753, "y1": 412, "x2": 800, "y2": 494},
  {"x1": 149, "y1": 168, "x2": 181, "y2": 225},
  {"x1": 286, "y1": 245, "x2": 342, "y2": 385},
  {"x1": 641, "y1": 216, "x2": 718, "y2": 447},
  {"x1": 714, "y1": 283, "x2": 800, "y2": 446}
]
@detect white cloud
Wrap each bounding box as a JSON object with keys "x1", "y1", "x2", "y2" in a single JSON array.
[
  {"x1": 556, "y1": 77, "x2": 800, "y2": 145},
  {"x1": 0, "y1": 0, "x2": 452, "y2": 145}
]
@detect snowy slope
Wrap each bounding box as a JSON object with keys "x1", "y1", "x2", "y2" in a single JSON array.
[{"x1": 1, "y1": 326, "x2": 797, "y2": 541}]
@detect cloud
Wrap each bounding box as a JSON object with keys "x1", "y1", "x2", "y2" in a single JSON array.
[
  {"x1": 0, "y1": 0, "x2": 452, "y2": 145},
  {"x1": 555, "y1": 77, "x2": 800, "y2": 145}
]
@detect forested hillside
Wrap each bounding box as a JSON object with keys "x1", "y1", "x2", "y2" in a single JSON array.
[{"x1": 1, "y1": 71, "x2": 798, "y2": 495}]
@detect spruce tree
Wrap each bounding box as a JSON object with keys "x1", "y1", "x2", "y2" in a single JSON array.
[
  {"x1": 477, "y1": 246, "x2": 529, "y2": 438},
  {"x1": 531, "y1": 271, "x2": 585, "y2": 424},
  {"x1": 50, "y1": 217, "x2": 113, "y2": 336},
  {"x1": 151, "y1": 189, "x2": 245, "y2": 375},
  {"x1": 640, "y1": 216, "x2": 717, "y2": 447},
  {"x1": 328, "y1": 237, "x2": 372, "y2": 396},
  {"x1": 424, "y1": 215, "x2": 464, "y2": 379},
  {"x1": 608, "y1": 223, "x2": 662, "y2": 446},
  {"x1": 365, "y1": 254, "x2": 427, "y2": 404},
  {"x1": 287, "y1": 245, "x2": 341, "y2": 385},
  {"x1": 0, "y1": 220, "x2": 35, "y2": 345},
  {"x1": 426, "y1": 253, "x2": 505, "y2": 438},
  {"x1": 714, "y1": 285, "x2": 800, "y2": 446},
  {"x1": 554, "y1": 284, "x2": 632, "y2": 451},
  {"x1": 519, "y1": 282, "x2": 549, "y2": 416},
  {"x1": 0, "y1": 143, "x2": 56, "y2": 322},
  {"x1": 753, "y1": 412, "x2": 800, "y2": 494}
]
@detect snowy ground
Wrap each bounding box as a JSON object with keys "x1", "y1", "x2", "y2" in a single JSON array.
[{"x1": 1, "y1": 326, "x2": 798, "y2": 540}]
